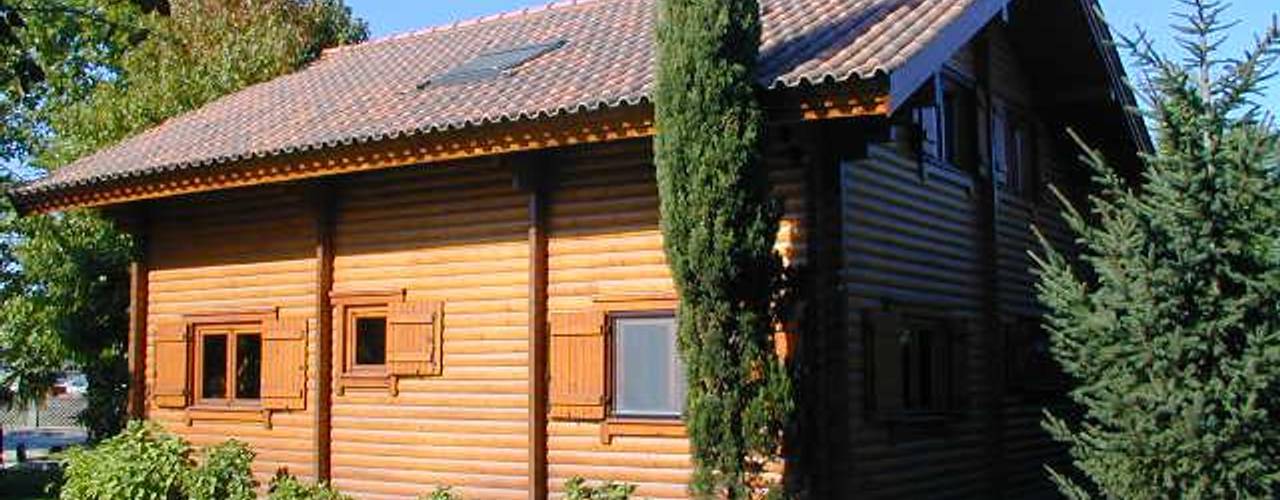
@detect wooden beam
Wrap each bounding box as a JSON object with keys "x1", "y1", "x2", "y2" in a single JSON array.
[
  {"x1": 311, "y1": 182, "x2": 337, "y2": 483},
  {"x1": 125, "y1": 208, "x2": 150, "y2": 420},
  {"x1": 519, "y1": 155, "x2": 553, "y2": 500}
]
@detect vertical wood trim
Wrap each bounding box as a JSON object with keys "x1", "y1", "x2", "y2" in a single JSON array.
[
  {"x1": 975, "y1": 28, "x2": 1007, "y2": 497},
  {"x1": 127, "y1": 210, "x2": 149, "y2": 420},
  {"x1": 312, "y1": 182, "x2": 336, "y2": 482},
  {"x1": 524, "y1": 158, "x2": 551, "y2": 500}
]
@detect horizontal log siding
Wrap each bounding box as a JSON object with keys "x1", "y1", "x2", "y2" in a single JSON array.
[
  {"x1": 146, "y1": 185, "x2": 318, "y2": 483},
  {"x1": 545, "y1": 138, "x2": 808, "y2": 499},
  {"x1": 330, "y1": 160, "x2": 531, "y2": 500},
  {"x1": 840, "y1": 144, "x2": 991, "y2": 498},
  {"x1": 989, "y1": 23, "x2": 1075, "y2": 497}
]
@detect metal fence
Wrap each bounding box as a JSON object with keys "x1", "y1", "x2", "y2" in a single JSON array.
[{"x1": 1, "y1": 395, "x2": 86, "y2": 429}]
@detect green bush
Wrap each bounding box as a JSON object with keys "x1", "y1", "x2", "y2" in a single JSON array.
[
  {"x1": 563, "y1": 477, "x2": 636, "y2": 500},
  {"x1": 59, "y1": 421, "x2": 191, "y2": 500},
  {"x1": 184, "y1": 440, "x2": 257, "y2": 500},
  {"x1": 420, "y1": 486, "x2": 462, "y2": 500},
  {"x1": 267, "y1": 472, "x2": 351, "y2": 500}
]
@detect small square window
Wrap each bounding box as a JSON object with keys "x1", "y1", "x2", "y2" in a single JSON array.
[
  {"x1": 613, "y1": 315, "x2": 685, "y2": 418},
  {"x1": 355, "y1": 316, "x2": 387, "y2": 366}
]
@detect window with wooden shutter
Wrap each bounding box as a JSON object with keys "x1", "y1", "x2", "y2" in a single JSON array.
[
  {"x1": 549, "y1": 309, "x2": 607, "y2": 421},
  {"x1": 262, "y1": 316, "x2": 308, "y2": 410},
  {"x1": 387, "y1": 300, "x2": 443, "y2": 377},
  {"x1": 154, "y1": 320, "x2": 191, "y2": 409}
]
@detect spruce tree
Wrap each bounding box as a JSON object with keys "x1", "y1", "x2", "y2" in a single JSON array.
[
  {"x1": 1034, "y1": 2, "x2": 1280, "y2": 498},
  {"x1": 654, "y1": 0, "x2": 793, "y2": 497}
]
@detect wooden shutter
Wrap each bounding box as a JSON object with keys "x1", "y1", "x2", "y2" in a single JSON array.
[
  {"x1": 867, "y1": 309, "x2": 904, "y2": 414},
  {"x1": 153, "y1": 320, "x2": 190, "y2": 408},
  {"x1": 549, "y1": 309, "x2": 607, "y2": 421},
  {"x1": 262, "y1": 316, "x2": 308, "y2": 410},
  {"x1": 387, "y1": 300, "x2": 443, "y2": 377}
]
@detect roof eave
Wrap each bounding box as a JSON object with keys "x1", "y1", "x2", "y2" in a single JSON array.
[{"x1": 889, "y1": 0, "x2": 1014, "y2": 112}]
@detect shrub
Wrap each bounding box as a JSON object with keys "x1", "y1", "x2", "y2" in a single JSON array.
[
  {"x1": 563, "y1": 477, "x2": 636, "y2": 500},
  {"x1": 268, "y1": 471, "x2": 352, "y2": 500},
  {"x1": 59, "y1": 421, "x2": 191, "y2": 500},
  {"x1": 184, "y1": 440, "x2": 257, "y2": 500},
  {"x1": 421, "y1": 486, "x2": 462, "y2": 500}
]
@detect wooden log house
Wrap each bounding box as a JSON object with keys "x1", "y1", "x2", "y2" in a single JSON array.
[{"x1": 8, "y1": 0, "x2": 1149, "y2": 498}]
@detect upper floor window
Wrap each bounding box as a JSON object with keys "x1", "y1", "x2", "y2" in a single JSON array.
[
  {"x1": 905, "y1": 75, "x2": 979, "y2": 172},
  {"x1": 612, "y1": 314, "x2": 686, "y2": 419},
  {"x1": 992, "y1": 102, "x2": 1036, "y2": 195}
]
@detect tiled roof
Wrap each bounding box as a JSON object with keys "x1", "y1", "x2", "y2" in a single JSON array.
[{"x1": 15, "y1": 0, "x2": 987, "y2": 199}]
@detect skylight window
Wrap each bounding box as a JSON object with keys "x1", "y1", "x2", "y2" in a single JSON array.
[{"x1": 424, "y1": 40, "x2": 567, "y2": 88}]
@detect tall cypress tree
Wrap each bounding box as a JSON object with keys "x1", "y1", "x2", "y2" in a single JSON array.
[
  {"x1": 1034, "y1": 2, "x2": 1280, "y2": 498},
  {"x1": 654, "y1": 0, "x2": 792, "y2": 497}
]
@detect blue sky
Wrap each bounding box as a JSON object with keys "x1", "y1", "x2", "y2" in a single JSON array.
[{"x1": 346, "y1": 0, "x2": 1279, "y2": 112}]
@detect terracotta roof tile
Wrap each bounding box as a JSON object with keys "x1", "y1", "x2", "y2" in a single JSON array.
[{"x1": 16, "y1": 0, "x2": 983, "y2": 198}]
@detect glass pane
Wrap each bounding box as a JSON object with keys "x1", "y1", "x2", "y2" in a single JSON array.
[
  {"x1": 356, "y1": 317, "x2": 387, "y2": 366},
  {"x1": 202, "y1": 334, "x2": 228, "y2": 399},
  {"x1": 614, "y1": 316, "x2": 685, "y2": 417},
  {"x1": 235, "y1": 334, "x2": 262, "y2": 399}
]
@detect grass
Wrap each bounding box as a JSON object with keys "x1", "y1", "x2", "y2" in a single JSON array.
[{"x1": 0, "y1": 466, "x2": 61, "y2": 500}]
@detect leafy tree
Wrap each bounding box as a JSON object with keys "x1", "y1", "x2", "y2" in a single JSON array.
[
  {"x1": 1034, "y1": 2, "x2": 1280, "y2": 498},
  {"x1": 0, "y1": 0, "x2": 366, "y2": 440},
  {"x1": 654, "y1": 0, "x2": 793, "y2": 497}
]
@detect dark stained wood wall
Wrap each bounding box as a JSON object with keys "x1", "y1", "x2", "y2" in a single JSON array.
[{"x1": 832, "y1": 21, "x2": 1078, "y2": 498}]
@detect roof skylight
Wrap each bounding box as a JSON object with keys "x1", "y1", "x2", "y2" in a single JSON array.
[{"x1": 423, "y1": 40, "x2": 567, "y2": 88}]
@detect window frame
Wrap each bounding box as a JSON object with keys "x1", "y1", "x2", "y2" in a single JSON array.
[
  {"x1": 331, "y1": 289, "x2": 406, "y2": 393},
  {"x1": 608, "y1": 310, "x2": 685, "y2": 421},
  {"x1": 344, "y1": 305, "x2": 389, "y2": 375},
  {"x1": 867, "y1": 307, "x2": 969, "y2": 421},
  {"x1": 192, "y1": 322, "x2": 263, "y2": 408},
  {"x1": 991, "y1": 99, "x2": 1038, "y2": 198}
]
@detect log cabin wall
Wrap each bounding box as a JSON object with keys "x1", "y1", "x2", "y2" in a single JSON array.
[
  {"x1": 328, "y1": 160, "x2": 532, "y2": 499},
  {"x1": 835, "y1": 22, "x2": 1078, "y2": 498},
  {"x1": 986, "y1": 22, "x2": 1079, "y2": 497},
  {"x1": 146, "y1": 185, "x2": 320, "y2": 483},
  {"x1": 543, "y1": 136, "x2": 810, "y2": 500}
]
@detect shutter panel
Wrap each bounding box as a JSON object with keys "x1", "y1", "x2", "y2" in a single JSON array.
[
  {"x1": 387, "y1": 300, "x2": 442, "y2": 377},
  {"x1": 262, "y1": 316, "x2": 308, "y2": 410},
  {"x1": 154, "y1": 321, "x2": 190, "y2": 408},
  {"x1": 868, "y1": 310, "x2": 904, "y2": 414},
  {"x1": 549, "y1": 310, "x2": 607, "y2": 421}
]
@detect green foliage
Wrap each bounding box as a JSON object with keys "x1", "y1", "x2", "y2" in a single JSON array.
[
  {"x1": 419, "y1": 486, "x2": 462, "y2": 500},
  {"x1": 267, "y1": 472, "x2": 352, "y2": 500},
  {"x1": 563, "y1": 477, "x2": 636, "y2": 500},
  {"x1": 59, "y1": 421, "x2": 191, "y2": 500},
  {"x1": 0, "y1": 0, "x2": 366, "y2": 441},
  {"x1": 0, "y1": 209, "x2": 132, "y2": 439},
  {"x1": 184, "y1": 440, "x2": 257, "y2": 500},
  {"x1": 654, "y1": 0, "x2": 793, "y2": 497},
  {"x1": 1034, "y1": 2, "x2": 1280, "y2": 498}
]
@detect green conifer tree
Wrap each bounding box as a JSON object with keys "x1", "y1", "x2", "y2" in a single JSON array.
[
  {"x1": 1034, "y1": 2, "x2": 1280, "y2": 498},
  {"x1": 654, "y1": 0, "x2": 793, "y2": 497}
]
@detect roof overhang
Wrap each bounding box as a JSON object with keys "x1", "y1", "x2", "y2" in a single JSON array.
[{"x1": 12, "y1": 82, "x2": 888, "y2": 214}]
